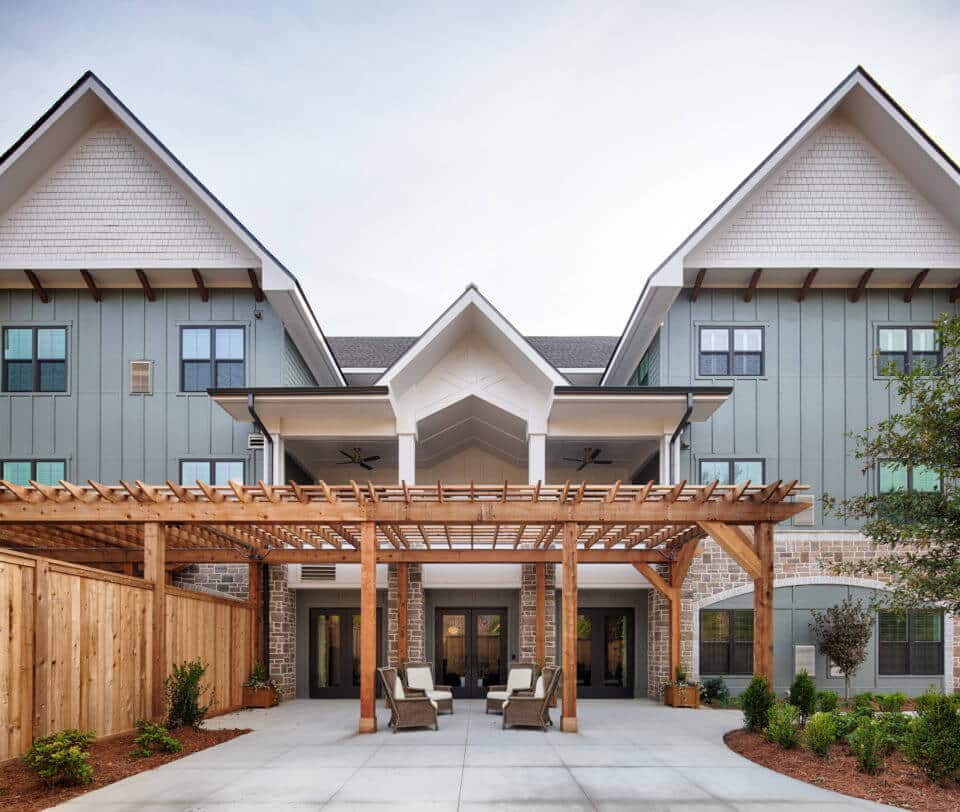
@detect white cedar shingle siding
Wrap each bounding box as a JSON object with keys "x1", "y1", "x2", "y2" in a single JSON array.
[
  {"x1": 690, "y1": 115, "x2": 960, "y2": 266},
  {"x1": 282, "y1": 332, "x2": 318, "y2": 386},
  {"x1": 0, "y1": 120, "x2": 256, "y2": 265}
]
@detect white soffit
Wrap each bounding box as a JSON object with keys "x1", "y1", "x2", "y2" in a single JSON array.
[
  {"x1": 211, "y1": 392, "x2": 395, "y2": 436},
  {"x1": 549, "y1": 391, "x2": 728, "y2": 437}
]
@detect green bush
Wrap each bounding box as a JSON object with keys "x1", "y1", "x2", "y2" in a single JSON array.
[
  {"x1": 131, "y1": 719, "x2": 182, "y2": 758},
  {"x1": 833, "y1": 707, "x2": 874, "y2": 739},
  {"x1": 801, "y1": 711, "x2": 836, "y2": 757},
  {"x1": 847, "y1": 716, "x2": 886, "y2": 775},
  {"x1": 913, "y1": 688, "x2": 958, "y2": 717},
  {"x1": 875, "y1": 692, "x2": 907, "y2": 713},
  {"x1": 765, "y1": 702, "x2": 800, "y2": 749},
  {"x1": 23, "y1": 729, "x2": 95, "y2": 787},
  {"x1": 876, "y1": 712, "x2": 910, "y2": 752},
  {"x1": 700, "y1": 677, "x2": 730, "y2": 705},
  {"x1": 741, "y1": 675, "x2": 775, "y2": 731},
  {"x1": 816, "y1": 690, "x2": 839, "y2": 713},
  {"x1": 903, "y1": 690, "x2": 960, "y2": 783},
  {"x1": 165, "y1": 659, "x2": 212, "y2": 729},
  {"x1": 851, "y1": 692, "x2": 875, "y2": 713},
  {"x1": 789, "y1": 670, "x2": 817, "y2": 723}
]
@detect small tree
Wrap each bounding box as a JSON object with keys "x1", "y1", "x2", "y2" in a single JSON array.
[{"x1": 810, "y1": 598, "x2": 873, "y2": 701}]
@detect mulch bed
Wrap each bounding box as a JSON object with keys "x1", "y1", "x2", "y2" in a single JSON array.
[
  {"x1": 725, "y1": 728, "x2": 960, "y2": 811},
  {"x1": 0, "y1": 727, "x2": 249, "y2": 812}
]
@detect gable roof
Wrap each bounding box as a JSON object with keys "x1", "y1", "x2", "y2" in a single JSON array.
[
  {"x1": 602, "y1": 65, "x2": 960, "y2": 385},
  {"x1": 0, "y1": 70, "x2": 345, "y2": 385}
]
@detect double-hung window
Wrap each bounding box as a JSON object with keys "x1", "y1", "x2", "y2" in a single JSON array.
[
  {"x1": 181, "y1": 327, "x2": 245, "y2": 392},
  {"x1": 699, "y1": 327, "x2": 763, "y2": 376},
  {"x1": 3, "y1": 327, "x2": 67, "y2": 392},
  {"x1": 1, "y1": 459, "x2": 66, "y2": 486},
  {"x1": 180, "y1": 459, "x2": 245, "y2": 486},
  {"x1": 877, "y1": 326, "x2": 940, "y2": 374},
  {"x1": 878, "y1": 611, "x2": 943, "y2": 675},
  {"x1": 700, "y1": 609, "x2": 754, "y2": 675},
  {"x1": 699, "y1": 459, "x2": 764, "y2": 485},
  {"x1": 878, "y1": 463, "x2": 941, "y2": 494}
]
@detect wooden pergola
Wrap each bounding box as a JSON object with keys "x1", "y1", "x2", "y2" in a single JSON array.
[{"x1": 0, "y1": 478, "x2": 807, "y2": 733}]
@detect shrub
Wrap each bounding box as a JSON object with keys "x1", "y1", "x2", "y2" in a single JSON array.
[
  {"x1": 700, "y1": 677, "x2": 730, "y2": 705},
  {"x1": 765, "y1": 702, "x2": 800, "y2": 749},
  {"x1": 903, "y1": 690, "x2": 960, "y2": 783},
  {"x1": 802, "y1": 711, "x2": 836, "y2": 757},
  {"x1": 816, "y1": 690, "x2": 839, "y2": 713},
  {"x1": 23, "y1": 729, "x2": 95, "y2": 786},
  {"x1": 741, "y1": 675, "x2": 775, "y2": 731},
  {"x1": 876, "y1": 712, "x2": 910, "y2": 752},
  {"x1": 875, "y1": 692, "x2": 907, "y2": 713},
  {"x1": 851, "y1": 692, "x2": 875, "y2": 713},
  {"x1": 847, "y1": 717, "x2": 886, "y2": 775},
  {"x1": 789, "y1": 670, "x2": 817, "y2": 723},
  {"x1": 165, "y1": 659, "x2": 211, "y2": 729},
  {"x1": 834, "y1": 706, "x2": 874, "y2": 739},
  {"x1": 131, "y1": 719, "x2": 182, "y2": 758}
]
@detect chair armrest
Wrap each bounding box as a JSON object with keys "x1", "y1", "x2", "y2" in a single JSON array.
[
  {"x1": 487, "y1": 684, "x2": 507, "y2": 692},
  {"x1": 438, "y1": 684, "x2": 458, "y2": 691},
  {"x1": 404, "y1": 687, "x2": 428, "y2": 696},
  {"x1": 397, "y1": 696, "x2": 436, "y2": 708}
]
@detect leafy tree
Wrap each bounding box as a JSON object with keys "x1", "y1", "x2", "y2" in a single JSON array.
[
  {"x1": 824, "y1": 313, "x2": 960, "y2": 611},
  {"x1": 810, "y1": 598, "x2": 873, "y2": 701}
]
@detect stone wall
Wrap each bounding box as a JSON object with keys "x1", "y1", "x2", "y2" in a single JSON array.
[
  {"x1": 268, "y1": 565, "x2": 297, "y2": 699},
  {"x1": 519, "y1": 563, "x2": 556, "y2": 665},
  {"x1": 386, "y1": 563, "x2": 425, "y2": 665},
  {"x1": 172, "y1": 563, "x2": 249, "y2": 601}
]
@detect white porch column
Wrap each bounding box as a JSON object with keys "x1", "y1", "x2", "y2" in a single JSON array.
[
  {"x1": 659, "y1": 433, "x2": 672, "y2": 484},
  {"x1": 398, "y1": 433, "x2": 416, "y2": 484},
  {"x1": 271, "y1": 433, "x2": 286, "y2": 485},
  {"x1": 528, "y1": 433, "x2": 546, "y2": 484},
  {"x1": 672, "y1": 434, "x2": 681, "y2": 483}
]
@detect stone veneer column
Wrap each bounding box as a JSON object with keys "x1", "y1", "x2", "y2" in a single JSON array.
[
  {"x1": 520, "y1": 563, "x2": 556, "y2": 665},
  {"x1": 172, "y1": 563, "x2": 249, "y2": 600},
  {"x1": 387, "y1": 563, "x2": 425, "y2": 665},
  {"x1": 268, "y1": 565, "x2": 296, "y2": 699}
]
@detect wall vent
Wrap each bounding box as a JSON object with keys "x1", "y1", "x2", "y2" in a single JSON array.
[
  {"x1": 792, "y1": 495, "x2": 815, "y2": 526},
  {"x1": 300, "y1": 565, "x2": 336, "y2": 582},
  {"x1": 794, "y1": 644, "x2": 816, "y2": 676},
  {"x1": 129, "y1": 361, "x2": 153, "y2": 394},
  {"x1": 247, "y1": 433, "x2": 266, "y2": 450}
]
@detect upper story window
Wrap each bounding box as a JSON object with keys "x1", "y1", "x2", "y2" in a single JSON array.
[
  {"x1": 180, "y1": 459, "x2": 245, "y2": 486},
  {"x1": 700, "y1": 609, "x2": 753, "y2": 675},
  {"x1": 1, "y1": 459, "x2": 66, "y2": 486},
  {"x1": 877, "y1": 326, "x2": 940, "y2": 374},
  {"x1": 699, "y1": 458, "x2": 764, "y2": 485},
  {"x1": 180, "y1": 327, "x2": 245, "y2": 392},
  {"x1": 2, "y1": 327, "x2": 67, "y2": 392},
  {"x1": 698, "y1": 327, "x2": 763, "y2": 376},
  {"x1": 879, "y1": 610, "x2": 943, "y2": 675},
  {"x1": 878, "y1": 462, "x2": 940, "y2": 494}
]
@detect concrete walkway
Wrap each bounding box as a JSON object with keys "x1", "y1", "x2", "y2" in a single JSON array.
[{"x1": 57, "y1": 698, "x2": 884, "y2": 811}]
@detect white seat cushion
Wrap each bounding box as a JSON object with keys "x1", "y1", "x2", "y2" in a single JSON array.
[
  {"x1": 486, "y1": 689, "x2": 510, "y2": 701},
  {"x1": 426, "y1": 689, "x2": 452, "y2": 701},
  {"x1": 533, "y1": 675, "x2": 545, "y2": 699},
  {"x1": 394, "y1": 678, "x2": 406, "y2": 700},
  {"x1": 507, "y1": 668, "x2": 533, "y2": 692},
  {"x1": 406, "y1": 667, "x2": 434, "y2": 692}
]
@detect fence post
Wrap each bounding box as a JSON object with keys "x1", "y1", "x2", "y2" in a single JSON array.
[
  {"x1": 32, "y1": 557, "x2": 49, "y2": 739},
  {"x1": 144, "y1": 523, "x2": 166, "y2": 719}
]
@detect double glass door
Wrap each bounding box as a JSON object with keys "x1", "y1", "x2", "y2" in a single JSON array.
[
  {"x1": 435, "y1": 609, "x2": 508, "y2": 698},
  {"x1": 575, "y1": 608, "x2": 634, "y2": 698},
  {"x1": 308, "y1": 608, "x2": 381, "y2": 698}
]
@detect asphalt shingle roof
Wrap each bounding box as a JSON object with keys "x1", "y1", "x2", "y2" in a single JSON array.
[{"x1": 327, "y1": 336, "x2": 617, "y2": 370}]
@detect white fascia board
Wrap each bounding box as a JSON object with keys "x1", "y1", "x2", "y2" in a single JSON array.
[
  {"x1": 601, "y1": 282, "x2": 680, "y2": 385},
  {"x1": 266, "y1": 286, "x2": 346, "y2": 386},
  {"x1": 343, "y1": 367, "x2": 388, "y2": 374}
]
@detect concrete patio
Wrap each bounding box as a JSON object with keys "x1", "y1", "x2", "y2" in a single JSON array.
[{"x1": 56, "y1": 699, "x2": 884, "y2": 811}]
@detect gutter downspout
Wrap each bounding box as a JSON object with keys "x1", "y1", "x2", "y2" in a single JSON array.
[
  {"x1": 247, "y1": 393, "x2": 274, "y2": 486},
  {"x1": 668, "y1": 392, "x2": 694, "y2": 484}
]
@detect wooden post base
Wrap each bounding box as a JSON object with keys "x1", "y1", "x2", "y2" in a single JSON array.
[
  {"x1": 358, "y1": 716, "x2": 377, "y2": 734},
  {"x1": 560, "y1": 716, "x2": 578, "y2": 733}
]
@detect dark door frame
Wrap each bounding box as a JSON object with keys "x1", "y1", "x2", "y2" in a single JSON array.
[
  {"x1": 307, "y1": 607, "x2": 383, "y2": 699},
  {"x1": 576, "y1": 607, "x2": 635, "y2": 699},
  {"x1": 434, "y1": 607, "x2": 509, "y2": 699}
]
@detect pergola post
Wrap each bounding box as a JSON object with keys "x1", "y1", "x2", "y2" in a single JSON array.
[
  {"x1": 560, "y1": 522, "x2": 578, "y2": 732},
  {"x1": 753, "y1": 523, "x2": 775, "y2": 687},
  {"x1": 634, "y1": 562, "x2": 681, "y2": 681},
  {"x1": 143, "y1": 522, "x2": 166, "y2": 719},
  {"x1": 535, "y1": 561, "x2": 546, "y2": 667},
  {"x1": 397, "y1": 561, "x2": 408, "y2": 669},
  {"x1": 359, "y1": 521, "x2": 377, "y2": 733}
]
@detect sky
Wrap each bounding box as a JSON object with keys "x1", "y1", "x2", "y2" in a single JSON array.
[{"x1": 1, "y1": 1, "x2": 959, "y2": 337}]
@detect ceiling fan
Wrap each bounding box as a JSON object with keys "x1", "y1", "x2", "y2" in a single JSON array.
[
  {"x1": 563, "y1": 447, "x2": 614, "y2": 471},
  {"x1": 336, "y1": 447, "x2": 382, "y2": 471}
]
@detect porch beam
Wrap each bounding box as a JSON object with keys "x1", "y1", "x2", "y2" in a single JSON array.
[
  {"x1": 753, "y1": 522, "x2": 775, "y2": 686},
  {"x1": 359, "y1": 521, "x2": 377, "y2": 733},
  {"x1": 143, "y1": 522, "x2": 166, "y2": 719},
  {"x1": 560, "y1": 522, "x2": 578, "y2": 732}
]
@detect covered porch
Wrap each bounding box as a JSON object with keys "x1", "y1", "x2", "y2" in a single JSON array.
[{"x1": 0, "y1": 478, "x2": 806, "y2": 736}]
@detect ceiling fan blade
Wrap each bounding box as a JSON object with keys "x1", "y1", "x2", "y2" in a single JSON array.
[
  {"x1": 577, "y1": 462, "x2": 588, "y2": 471},
  {"x1": 562, "y1": 457, "x2": 581, "y2": 463},
  {"x1": 360, "y1": 462, "x2": 374, "y2": 471},
  {"x1": 363, "y1": 455, "x2": 382, "y2": 463},
  {"x1": 589, "y1": 448, "x2": 602, "y2": 460},
  {"x1": 335, "y1": 461, "x2": 353, "y2": 465},
  {"x1": 593, "y1": 460, "x2": 613, "y2": 465},
  {"x1": 338, "y1": 449, "x2": 353, "y2": 460}
]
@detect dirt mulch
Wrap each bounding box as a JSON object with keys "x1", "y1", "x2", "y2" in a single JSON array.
[
  {"x1": 725, "y1": 728, "x2": 960, "y2": 811},
  {"x1": 0, "y1": 726, "x2": 249, "y2": 812}
]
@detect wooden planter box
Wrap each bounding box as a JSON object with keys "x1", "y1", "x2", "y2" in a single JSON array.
[
  {"x1": 243, "y1": 686, "x2": 279, "y2": 708},
  {"x1": 663, "y1": 684, "x2": 700, "y2": 708}
]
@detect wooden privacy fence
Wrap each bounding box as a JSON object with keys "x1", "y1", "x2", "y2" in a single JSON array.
[{"x1": 0, "y1": 549, "x2": 255, "y2": 761}]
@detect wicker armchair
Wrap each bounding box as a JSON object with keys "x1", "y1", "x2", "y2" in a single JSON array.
[
  {"x1": 403, "y1": 661, "x2": 455, "y2": 714},
  {"x1": 377, "y1": 667, "x2": 439, "y2": 732},
  {"x1": 503, "y1": 666, "x2": 561, "y2": 731},
  {"x1": 485, "y1": 661, "x2": 537, "y2": 714}
]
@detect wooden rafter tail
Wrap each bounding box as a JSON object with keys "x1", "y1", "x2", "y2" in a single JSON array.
[
  {"x1": 695, "y1": 480, "x2": 718, "y2": 503},
  {"x1": 751, "y1": 480, "x2": 782, "y2": 503},
  {"x1": 27, "y1": 480, "x2": 63, "y2": 502},
  {"x1": 228, "y1": 480, "x2": 252, "y2": 503},
  {"x1": 317, "y1": 480, "x2": 337, "y2": 503},
  {"x1": 665, "y1": 480, "x2": 686, "y2": 505},
  {"x1": 80, "y1": 269, "x2": 102, "y2": 302},
  {"x1": 744, "y1": 268, "x2": 762, "y2": 303},
  {"x1": 634, "y1": 480, "x2": 654, "y2": 503},
  {"x1": 850, "y1": 268, "x2": 873, "y2": 303},
  {"x1": 59, "y1": 480, "x2": 97, "y2": 503},
  {"x1": 773, "y1": 479, "x2": 799, "y2": 502},
  {"x1": 87, "y1": 480, "x2": 122, "y2": 503},
  {"x1": 136, "y1": 269, "x2": 156, "y2": 302},
  {"x1": 134, "y1": 480, "x2": 162, "y2": 502},
  {"x1": 165, "y1": 480, "x2": 195, "y2": 502},
  {"x1": 605, "y1": 480, "x2": 622, "y2": 503},
  {"x1": 797, "y1": 268, "x2": 818, "y2": 302},
  {"x1": 725, "y1": 480, "x2": 751, "y2": 503},
  {"x1": 24, "y1": 270, "x2": 48, "y2": 303},
  {"x1": 290, "y1": 481, "x2": 309, "y2": 504},
  {"x1": 119, "y1": 480, "x2": 147, "y2": 502},
  {"x1": 690, "y1": 268, "x2": 707, "y2": 302},
  {"x1": 195, "y1": 480, "x2": 225, "y2": 503}
]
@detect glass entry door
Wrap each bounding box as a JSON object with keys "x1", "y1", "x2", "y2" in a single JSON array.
[
  {"x1": 435, "y1": 608, "x2": 508, "y2": 699},
  {"x1": 575, "y1": 608, "x2": 634, "y2": 698},
  {"x1": 308, "y1": 608, "x2": 382, "y2": 698}
]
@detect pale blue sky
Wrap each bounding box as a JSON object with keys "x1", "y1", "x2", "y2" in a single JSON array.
[{"x1": 2, "y1": 1, "x2": 958, "y2": 336}]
